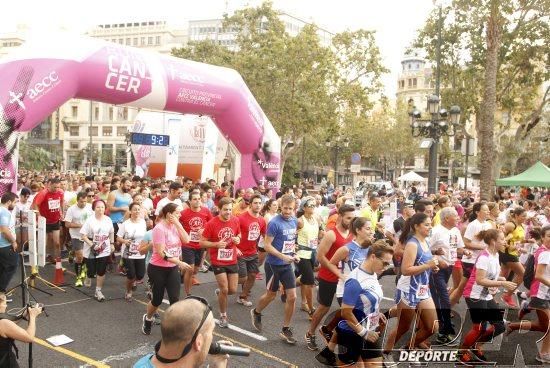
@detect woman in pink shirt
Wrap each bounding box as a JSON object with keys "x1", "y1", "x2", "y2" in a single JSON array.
[{"x1": 141, "y1": 203, "x2": 191, "y2": 336}]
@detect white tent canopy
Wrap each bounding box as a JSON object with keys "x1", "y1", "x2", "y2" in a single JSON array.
[{"x1": 398, "y1": 171, "x2": 427, "y2": 182}]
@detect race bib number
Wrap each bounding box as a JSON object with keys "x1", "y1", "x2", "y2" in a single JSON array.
[
  {"x1": 48, "y1": 199, "x2": 60, "y2": 210},
  {"x1": 165, "y1": 244, "x2": 181, "y2": 258},
  {"x1": 282, "y1": 241, "x2": 295, "y2": 254},
  {"x1": 217, "y1": 248, "x2": 234, "y2": 261},
  {"x1": 366, "y1": 312, "x2": 380, "y2": 331},
  {"x1": 308, "y1": 239, "x2": 318, "y2": 250},
  {"x1": 416, "y1": 284, "x2": 429, "y2": 298},
  {"x1": 129, "y1": 241, "x2": 140, "y2": 255},
  {"x1": 449, "y1": 248, "x2": 457, "y2": 261},
  {"x1": 93, "y1": 234, "x2": 108, "y2": 253},
  {"x1": 189, "y1": 231, "x2": 200, "y2": 243}
]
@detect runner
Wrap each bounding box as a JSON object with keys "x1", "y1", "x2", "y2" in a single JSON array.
[
  {"x1": 31, "y1": 178, "x2": 64, "y2": 262},
  {"x1": 117, "y1": 202, "x2": 147, "y2": 301},
  {"x1": 305, "y1": 204, "x2": 354, "y2": 348},
  {"x1": 64, "y1": 192, "x2": 93, "y2": 287},
  {"x1": 500, "y1": 207, "x2": 528, "y2": 308},
  {"x1": 236, "y1": 194, "x2": 266, "y2": 306},
  {"x1": 80, "y1": 200, "x2": 115, "y2": 301},
  {"x1": 505, "y1": 225, "x2": 550, "y2": 363},
  {"x1": 295, "y1": 197, "x2": 321, "y2": 320},
  {"x1": 384, "y1": 212, "x2": 439, "y2": 353},
  {"x1": 199, "y1": 197, "x2": 241, "y2": 328},
  {"x1": 250, "y1": 194, "x2": 299, "y2": 344},
  {"x1": 142, "y1": 203, "x2": 191, "y2": 335},
  {"x1": 317, "y1": 241, "x2": 394, "y2": 366},
  {"x1": 450, "y1": 202, "x2": 492, "y2": 306},
  {"x1": 106, "y1": 177, "x2": 132, "y2": 235},
  {"x1": 429, "y1": 207, "x2": 468, "y2": 345},
  {"x1": 258, "y1": 199, "x2": 279, "y2": 268},
  {"x1": 155, "y1": 182, "x2": 184, "y2": 219},
  {"x1": 179, "y1": 191, "x2": 212, "y2": 296},
  {"x1": 459, "y1": 229, "x2": 516, "y2": 364}
]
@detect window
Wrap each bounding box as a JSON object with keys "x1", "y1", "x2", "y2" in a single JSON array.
[
  {"x1": 102, "y1": 126, "x2": 113, "y2": 136},
  {"x1": 156, "y1": 36, "x2": 161, "y2": 45},
  {"x1": 89, "y1": 126, "x2": 98, "y2": 136},
  {"x1": 117, "y1": 126, "x2": 127, "y2": 137},
  {"x1": 408, "y1": 79, "x2": 412, "y2": 87},
  {"x1": 94, "y1": 106, "x2": 99, "y2": 121},
  {"x1": 71, "y1": 106, "x2": 78, "y2": 118},
  {"x1": 69, "y1": 126, "x2": 79, "y2": 136},
  {"x1": 141, "y1": 37, "x2": 145, "y2": 45},
  {"x1": 148, "y1": 37, "x2": 153, "y2": 45},
  {"x1": 122, "y1": 107, "x2": 128, "y2": 120},
  {"x1": 70, "y1": 142, "x2": 79, "y2": 149},
  {"x1": 118, "y1": 38, "x2": 123, "y2": 44},
  {"x1": 109, "y1": 107, "x2": 114, "y2": 121},
  {"x1": 133, "y1": 37, "x2": 138, "y2": 46},
  {"x1": 413, "y1": 78, "x2": 417, "y2": 87},
  {"x1": 126, "y1": 38, "x2": 131, "y2": 45}
]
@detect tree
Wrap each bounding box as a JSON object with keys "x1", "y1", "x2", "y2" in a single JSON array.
[
  {"x1": 172, "y1": 2, "x2": 387, "y2": 179},
  {"x1": 414, "y1": 0, "x2": 549, "y2": 198},
  {"x1": 18, "y1": 139, "x2": 51, "y2": 171}
]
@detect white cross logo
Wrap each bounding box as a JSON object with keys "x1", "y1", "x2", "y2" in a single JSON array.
[
  {"x1": 9, "y1": 91, "x2": 25, "y2": 110},
  {"x1": 258, "y1": 177, "x2": 267, "y2": 186}
]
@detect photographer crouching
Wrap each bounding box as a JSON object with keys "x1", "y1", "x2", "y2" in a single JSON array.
[
  {"x1": 0, "y1": 294, "x2": 43, "y2": 367},
  {"x1": 135, "y1": 296, "x2": 248, "y2": 368}
]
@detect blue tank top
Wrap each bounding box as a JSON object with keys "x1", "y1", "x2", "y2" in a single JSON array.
[
  {"x1": 109, "y1": 191, "x2": 132, "y2": 224},
  {"x1": 396, "y1": 236, "x2": 433, "y2": 297}
]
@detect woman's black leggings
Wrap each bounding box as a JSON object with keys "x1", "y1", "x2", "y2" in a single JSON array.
[
  {"x1": 147, "y1": 263, "x2": 180, "y2": 307},
  {"x1": 85, "y1": 256, "x2": 108, "y2": 278}
]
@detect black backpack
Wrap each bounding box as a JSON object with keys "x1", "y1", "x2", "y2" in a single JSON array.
[{"x1": 523, "y1": 253, "x2": 536, "y2": 289}]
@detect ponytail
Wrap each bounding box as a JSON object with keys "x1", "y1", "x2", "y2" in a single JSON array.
[
  {"x1": 399, "y1": 213, "x2": 428, "y2": 245},
  {"x1": 475, "y1": 228, "x2": 500, "y2": 244}
]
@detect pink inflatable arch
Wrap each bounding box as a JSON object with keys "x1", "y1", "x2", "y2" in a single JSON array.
[{"x1": 0, "y1": 33, "x2": 281, "y2": 195}]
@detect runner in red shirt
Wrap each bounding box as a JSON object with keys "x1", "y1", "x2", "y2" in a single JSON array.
[
  {"x1": 32, "y1": 178, "x2": 64, "y2": 261},
  {"x1": 306, "y1": 204, "x2": 355, "y2": 347},
  {"x1": 236, "y1": 194, "x2": 266, "y2": 306},
  {"x1": 214, "y1": 182, "x2": 230, "y2": 207},
  {"x1": 179, "y1": 191, "x2": 212, "y2": 296},
  {"x1": 200, "y1": 197, "x2": 241, "y2": 328}
]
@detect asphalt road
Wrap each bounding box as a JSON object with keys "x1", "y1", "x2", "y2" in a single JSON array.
[{"x1": 4, "y1": 260, "x2": 546, "y2": 368}]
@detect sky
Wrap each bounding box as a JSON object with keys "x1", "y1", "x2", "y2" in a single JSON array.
[{"x1": 0, "y1": 0, "x2": 436, "y2": 97}]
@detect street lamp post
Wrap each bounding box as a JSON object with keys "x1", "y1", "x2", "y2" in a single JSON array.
[
  {"x1": 326, "y1": 137, "x2": 350, "y2": 190},
  {"x1": 409, "y1": 99, "x2": 461, "y2": 194},
  {"x1": 88, "y1": 101, "x2": 93, "y2": 176}
]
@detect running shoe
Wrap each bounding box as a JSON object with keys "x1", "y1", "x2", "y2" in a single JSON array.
[
  {"x1": 217, "y1": 316, "x2": 229, "y2": 328},
  {"x1": 305, "y1": 332, "x2": 318, "y2": 351},
  {"x1": 74, "y1": 277, "x2": 83, "y2": 287},
  {"x1": 280, "y1": 327, "x2": 297, "y2": 344},
  {"x1": 469, "y1": 349, "x2": 487, "y2": 362},
  {"x1": 318, "y1": 325, "x2": 333, "y2": 344},
  {"x1": 125, "y1": 292, "x2": 132, "y2": 302},
  {"x1": 250, "y1": 308, "x2": 262, "y2": 332},
  {"x1": 84, "y1": 277, "x2": 92, "y2": 287},
  {"x1": 153, "y1": 312, "x2": 161, "y2": 325},
  {"x1": 435, "y1": 333, "x2": 459, "y2": 346},
  {"x1": 237, "y1": 298, "x2": 253, "y2": 307},
  {"x1": 502, "y1": 293, "x2": 518, "y2": 308},
  {"x1": 300, "y1": 303, "x2": 310, "y2": 312},
  {"x1": 142, "y1": 314, "x2": 152, "y2": 335},
  {"x1": 536, "y1": 353, "x2": 550, "y2": 363},
  {"x1": 95, "y1": 289, "x2": 105, "y2": 302},
  {"x1": 315, "y1": 346, "x2": 337, "y2": 366},
  {"x1": 199, "y1": 264, "x2": 209, "y2": 273},
  {"x1": 118, "y1": 265, "x2": 127, "y2": 276}
]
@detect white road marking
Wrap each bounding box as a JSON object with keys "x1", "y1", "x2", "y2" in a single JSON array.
[
  {"x1": 214, "y1": 319, "x2": 267, "y2": 341},
  {"x1": 162, "y1": 300, "x2": 266, "y2": 341},
  {"x1": 382, "y1": 296, "x2": 394, "y2": 301}
]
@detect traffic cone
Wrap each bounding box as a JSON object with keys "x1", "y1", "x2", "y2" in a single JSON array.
[{"x1": 54, "y1": 257, "x2": 65, "y2": 286}]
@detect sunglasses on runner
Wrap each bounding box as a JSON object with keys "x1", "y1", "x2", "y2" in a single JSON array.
[{"x1": 154, "y1": 295, "x2": 212, "y2": 363}]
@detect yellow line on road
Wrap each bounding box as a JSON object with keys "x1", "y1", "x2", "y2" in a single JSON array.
[
  {"x1": 134, "y1": 299, "x2": 298, "y2": 368},
  {"x1": 34, "y1": 338, "x2": 110, "y2": 368}
]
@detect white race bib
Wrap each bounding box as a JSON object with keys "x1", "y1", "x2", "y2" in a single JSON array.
[
  {"x1": 129, "y1": 241, "x2": 140, "y2": 255},
  {"x1": 165, "y1": 244, "x2": 181, "y2": 258},
  {"x1": 48, "y1": 199, "x2": 60, "y2": 210},
  {"x1": 366, "y1": 312, "x2": 380, "y2": 331},
  {"x1": 416, "y1": 284, "x2": 429, "y2": 298},
  {"x1": 217, "y1": 248, "x2": 234, "y2": 261},
  {"x1": 282, "y1": 241, "x2": 295, "y2": 254},
  {"x1": 189, "y1": 231, "x2": 200, "y2": 243}
]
